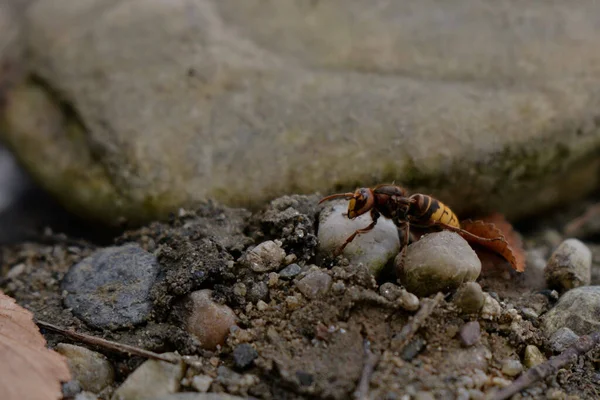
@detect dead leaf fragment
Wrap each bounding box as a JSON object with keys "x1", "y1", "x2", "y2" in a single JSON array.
[
  {"x1": 459, "y1": 215, "x2": 526, "y2": 273},
  {"x1": 0, "y1": 291, "x2": 71, "y2": 400}
]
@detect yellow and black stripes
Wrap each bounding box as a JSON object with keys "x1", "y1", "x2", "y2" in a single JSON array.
[{"x1": 409, "y1": 194, "x2": 460, "y2": 228}]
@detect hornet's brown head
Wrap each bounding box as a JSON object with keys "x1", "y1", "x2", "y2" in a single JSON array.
[{"x1": 319, "y1": 187, "x2": 375, "y2": 219}]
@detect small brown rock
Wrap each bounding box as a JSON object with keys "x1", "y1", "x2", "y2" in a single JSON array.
[
  {"x1": 459, "y1": 321, "x2": 481, "y2": 347},
  {"x1": 296, "y1": 270, "x2": 332, "y2": 299},
  {"x1": 185, "y1": 290, "x2": 237, "y2": 350}
]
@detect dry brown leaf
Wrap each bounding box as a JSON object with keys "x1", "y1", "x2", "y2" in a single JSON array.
[
  {"x1": 458, "y1": 215, "x2": 526, "y2": 273},
  {"x1": 0, "y1": 291, "x2": 71, "y2": 400}
]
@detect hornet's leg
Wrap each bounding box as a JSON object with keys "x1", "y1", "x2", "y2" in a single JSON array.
[
  {"x1": 394, "y1": 220, "x2": 410, "y2": 279},
  {"x1": 334, "y1": 210, "x2": 380, "y2": 256}
]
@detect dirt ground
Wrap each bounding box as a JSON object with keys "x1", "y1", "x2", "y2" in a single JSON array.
[{"x1": 1, "y1": 194, "x2": 600, "y2": 400}]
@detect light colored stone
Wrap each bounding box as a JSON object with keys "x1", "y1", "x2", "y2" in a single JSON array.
[
  {"x1": 545, "y1": 239, "x2": 592, "y2": 291},
  {"x1": 296, "y1": 270, "x2": 332, "y2": 299},
  {"x1": 397, "y1": 231, "x2": 481, "y2": 297},
  {"x1": 56, "y1": 343, "x2": 115, "y2": 393},
  {"x1": 3, "y1": 0, "x2": 600, "y2": 225},
  {"x1": 112, "y1": 356, "x2": 185, "y2": 400},
  {"x1": 501, "y1": 359, "x2": 523, "y2": 377},
  {"x1": 190, "y1": 375, "x2": 213, "y2": 393},
  {"x1": 523, "y1": 345, "x2": 546, "y2": 368},
  {"x1": 185, "y1": 289, "x2": 237, "y2": 350},
  {"x1": 480, "y1": 293, "x2": 502, "y2": 320},
  {"x1": 318, "y1": 201, "x2": 400, "y2": 275},
  {"x1": 241, "y1": 240, "x2": 286, "y2": 273},
  {"x1": 542, "y1": 286, "x2": 600, "y2": 337}
]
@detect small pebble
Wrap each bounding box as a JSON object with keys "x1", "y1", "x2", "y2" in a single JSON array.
[
  {"x1": 267, "y1": 272, "x2": 279, "y2": 287},
  {"x1": 185, "y1": 290, "x2": 237, "y2": 350},
  {"x1": 480, "y1": 293, "x2": 502, "y2": 320},
  {"x1": 397, "y1": 231, "x2": 481, "y2": 297},
  {"x1": 452, "y1": 282, "x2": 485, "y2": 315},
  {"x1": 6, "y1": 263, "x2": 25, "y2": 279},
  {"x1": 62, "y1": 380, "x2": 82, "y2": 398},
  {"x1": 241, "y1": 240, "x2": 286, "y2": 272},
  {"x1": 331, "y1": 281, "x2": 346, "y2": 294},
  {"x1": 233, "y1": 343, "x2": 258, "y2": 369},
  {"x1": 318, "y1": 201, "x2": 400, "y2": 275},
  {"x1": 398, "y1": 290, "x2": 420, "y2": 312},
  {"x1": 379, "y1": 282, "x2": 403, "y2": 301},
  {"x1": 524, "y1": 345, "x2": 546, "y2": 368},
  {"x1": 545, "y1": 239, "x2": 592, "y2": 291},
  {"x1": 247, "y1": 281, "x2": 269, "y2": 302},
  {"x1": 285, "y1": 296, "x2": 302, "y2": 310},
  {"x1": 216, "y1": 366, "x2": 260, "y2": 392},
  {"x1": 112, "y1": 355, "x2": 185, "y2": 400},
  {"x1": 233, "y1": 282, "x2": 247, "y2": 297},
  {"x1": 520, "y1": 307, "x2": 539, "y2": 321},
  {"x1": 501, "y1": 359, "x2": 523, "y2": 377},
  {"x1": 56, "y1": 343, "x2": 115, "y2": 393},
  {"x1": 190, "y1": 374, "x2": 213, "y2": 392},
  {"x1": 279, "y1": 263, "x2": 302, "y2": 279},
  {"x1": 296, "y1": 270, "x2": 332, "y2": 299},
  {"x1": 459, "y1": 321, "x2": 481, "y2": 347},
  {"x1": 256, "y1": 300, "x2": 268, "y2": 311},
  {"x1": 491, "y1": 377, "x2": 511, "y2": 388},
  {"x1": 401, "y1": 337, "x2": 425, "y2": 361},
  {"x1": 549, "y1": 327, "x2": 579, "y2": 353},
  {"x1": 284, "y1": 254, "x2": 297, "y2": 265}
]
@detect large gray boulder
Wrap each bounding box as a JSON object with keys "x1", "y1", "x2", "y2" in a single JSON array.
[{"x1": 2, "y1": 0, "x2": 600, "y2": 224}]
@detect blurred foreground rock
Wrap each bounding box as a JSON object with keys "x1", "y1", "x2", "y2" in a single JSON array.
[{"x1": 1, "y1": 0, "x2": 600, "y2": 224}]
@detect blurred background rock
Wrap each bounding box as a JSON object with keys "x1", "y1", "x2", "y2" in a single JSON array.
[{"x1": 0, "y1": 0, "x2": 599, "y2": 233}]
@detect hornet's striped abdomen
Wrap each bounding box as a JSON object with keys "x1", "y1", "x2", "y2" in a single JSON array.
[{"x1": 409, "y1": 194, "x2": 460, "y2": 228}]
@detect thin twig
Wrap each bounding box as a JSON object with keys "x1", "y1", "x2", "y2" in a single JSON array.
[
  {"x1": 390, "y1": 292, "x2": 444, "y2": 353},
  {"x1": 36, "y1": 320, "x2": 178, "y2": 364},
  {"x1": 492, "y1": 330, "x2": 600, "y2": 400},
  {"x1": 354, "y1": 339, "x2": 379, "y2": 400}
]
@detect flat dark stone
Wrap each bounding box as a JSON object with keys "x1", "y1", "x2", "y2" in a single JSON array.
[
  {"x1": 233, "y1": 343, "x2": 258, "y2": 369},
  {"x1": 62, "y1": 244, "x2": 159, "y2": 330}
]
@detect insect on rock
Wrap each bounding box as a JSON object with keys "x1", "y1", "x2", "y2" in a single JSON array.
[{"x1": 319, "y1": 184, "x2": 525, "y2": 273}]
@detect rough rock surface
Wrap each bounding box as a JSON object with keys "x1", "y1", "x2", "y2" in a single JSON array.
[
  {"x1": 2, "y1": 0, "x2": 600, "y2": 223},
  {"x1": 61, "y1": 244, "x2": 160, "y2": 330},
  {"x1": 397, "y1": 231, "x2": 481, "y2": 296},
  {"x1": 545, "y1": 239, "x2": 592, "y2": 291},
  {"x1": 541, "y1": 286, "x2": 600, "y2": 337},
  {"x1": 318, "y1": 200, "x2": 400, "y2": 275}
]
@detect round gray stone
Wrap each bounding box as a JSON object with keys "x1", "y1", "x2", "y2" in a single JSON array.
[
  {"x1": 545, "y1": 239, "x2": 592, "y2": 291},
  {"x1": 62, "y1": 244, "x2": 159, "y2": 330},
  {"x1": 541, "y1": 286, "x2": 600, "y2": 337},
  {"x1": 2, "y1": 0, "x2": 600, "y2": 224},
  {"x1": 397, "y1": 231, "x2": 481, "y2": 297}
]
